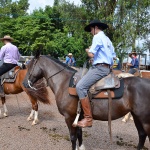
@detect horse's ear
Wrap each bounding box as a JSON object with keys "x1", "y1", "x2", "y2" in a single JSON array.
[
  {"x1": 34, "y1": 44, "x2": 43, "y2": 59},
  {"x1": 35, "y1": 49, "x2": 41, "y2": 59}
]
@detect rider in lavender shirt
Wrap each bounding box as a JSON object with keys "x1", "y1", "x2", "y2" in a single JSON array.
[{"x1": 0, "y1": 35, "x2": 21, "y2": 97}]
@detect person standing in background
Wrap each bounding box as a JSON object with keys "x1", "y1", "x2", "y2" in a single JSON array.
[
  {"x1": 127, "y1": 51, "x2": 139, "y2": 74},
  {"x1": 113, "y1": 56, "x2": 121, "y2": 70},
  {"x1": 65, "y1": 53, "x2": 76, "y2": 66}
]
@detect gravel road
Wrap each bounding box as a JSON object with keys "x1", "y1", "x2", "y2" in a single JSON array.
[{"x1": 0, "y1": 89, "x2": 149, "y2": 150}]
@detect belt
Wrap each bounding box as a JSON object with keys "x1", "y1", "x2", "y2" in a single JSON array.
[{"x1": 95, "y1": 63, "x2": 110, "y2": 68}]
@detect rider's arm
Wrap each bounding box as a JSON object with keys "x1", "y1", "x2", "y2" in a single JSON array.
[
  {"x1": 65, "y1": 57, "x2": 69, "y2": 64},
  {"x1": 111, "y1": 44, "x2": 116, "y2": 58},
  {"x1": 72, "y1": 57, "x2": 75, "y2": 63},
  {"x1": 86, "y1": 48, "x2": 94, "y2": 58},
  {"x1": 0, "y1": 46, "x2": 6, "y2": 60},
  {"x1": 127, "y1": 58, "x2": 135, "y2": 66},
  {"x1": 17, "y1": 48, "x2": 21, "y2": 61},
  {"x1": 87, "y1": 36, "x2": 102, "y2": 58}
]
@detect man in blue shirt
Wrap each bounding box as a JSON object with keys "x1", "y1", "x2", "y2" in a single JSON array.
[
  {"x1": 127, "y1": 52, "x2": 139, "y2": 74},
  {"x1": 76, "y1": 19, "x2": 116, "y2": 128},
  {"x1": 65, "y1": 53, "x2": 76, "y2": 66}
]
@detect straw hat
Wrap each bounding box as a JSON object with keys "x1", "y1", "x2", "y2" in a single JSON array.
[
  {"x1": 84, "y1": 19, "x2": 108, "y2": 32},
  {"x1": 0, "y1": 35, "x2": 13, "y2": 41},
  {"x1": 68, "y1": 53, "x2": 73, "y2": 56},
  {"x1": 129, "y1": 51, "x2": 137, "y2": 57}
]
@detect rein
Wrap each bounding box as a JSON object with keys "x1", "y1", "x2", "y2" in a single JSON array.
[{"x1": 46, "y1": 67, "x2": 67, "y2": 82}]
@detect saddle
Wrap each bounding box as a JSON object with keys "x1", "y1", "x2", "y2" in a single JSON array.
[
  {"x1": 1, "y1": 66, "x2": 21, "y2": 85},
  {"x1": 69, "y1": 68, "x2": 124, "y2": 99}
]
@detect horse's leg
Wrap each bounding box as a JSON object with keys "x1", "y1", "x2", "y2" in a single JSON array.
[
  {"x1": 27, "y1": 95, "x2": 39, "y2": 125},
  {"x1": 77, "y1": 127, "x2": 85, "y2": 150},
  {"x1": 31, "y1": 99, "x2": 38, "y2": 125},
  {"x1": 141, "y1": 123, "x2": 150, "y2": 148},
  {"x1": 66, "y1": 118, "x2": 79, "y2": 150},
  {"x1": 27, "y1": 109, "x2": 35, "y2": 121},
  {"x1": 0, "y1": 97, "x2": 2, "y2": 118},
  {"x1": 1, "y1": 97, "x2": 8, "y2": 117},
  {"x1": 132, "y1": 113, "x2": 147, "y2": 150},
  {"x1": 122, "y1": 112, "x2": 130, "y2": 122}
]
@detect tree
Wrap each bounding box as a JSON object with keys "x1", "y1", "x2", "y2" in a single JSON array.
[{"x1": 0, "y1": 0, "x2": 149, "y2": 66}]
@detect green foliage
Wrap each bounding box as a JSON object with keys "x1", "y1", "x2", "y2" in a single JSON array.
[{"x1": 0, "y1": 0, "x2": 149, "y2": 66}]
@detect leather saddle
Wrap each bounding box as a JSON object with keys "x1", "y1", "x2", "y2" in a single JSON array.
[
  {"x1": 69, "y1": 68, "x2": 121, "y2": 99},
  {"x1": 1, "y1": 66, "x2": 21, "y2": 85}
]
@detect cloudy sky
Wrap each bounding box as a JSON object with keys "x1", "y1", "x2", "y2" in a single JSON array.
[{"x1": 27, "y1": 0, "x2": 81, "y2": 13}]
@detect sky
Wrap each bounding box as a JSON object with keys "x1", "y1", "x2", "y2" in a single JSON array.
[{"x1": 27, "y1": 0, "x2": 81, "y2": 13}]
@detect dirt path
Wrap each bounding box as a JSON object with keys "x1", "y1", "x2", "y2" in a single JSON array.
[{"x1": 0, "y1": 89, "x2": 149, "y2": 150}]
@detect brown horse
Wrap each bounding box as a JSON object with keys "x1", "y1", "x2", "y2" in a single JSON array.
[
  {"x1": 24, "y1": 54, "x2": 150, "y2": 150},
  {"x1": 1, "y1": 66, "x2": 49, "y2": 125}
]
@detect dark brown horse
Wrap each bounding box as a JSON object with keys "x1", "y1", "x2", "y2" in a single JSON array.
[
  {"x1": 1, "y1": 66, "x2": 49, "y2": 125},
  {"x1": 24, "y1": 54, "x2": 150, "y2": 150}
]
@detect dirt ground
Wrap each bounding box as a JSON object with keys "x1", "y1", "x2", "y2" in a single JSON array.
[{"x1": 0, "y1": 88, "x2": 149, "y2": 150}]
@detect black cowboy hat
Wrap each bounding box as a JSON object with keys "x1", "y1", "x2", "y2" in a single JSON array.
[
  {"x1": 129, "y1": 51, "x2": 137, "y2": 57},
  {"x1": 84, "y1": 19, "x2": 109, "y2": 32}
]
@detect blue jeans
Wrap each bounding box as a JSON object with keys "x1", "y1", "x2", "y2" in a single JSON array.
[
  {"x1": 76, "y1": 65, "x2": 110, "y2": 99},
  {"x1": 128, "y1": 68, "x2": 138, "y2": 74}
]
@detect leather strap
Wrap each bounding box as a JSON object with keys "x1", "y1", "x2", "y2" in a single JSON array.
[
  {"x1": 107, "y1": 89, "x2": 112, "y2": 143},
  {"x1": 95, "y1": 63, "x2": 110, "y2": 68}
]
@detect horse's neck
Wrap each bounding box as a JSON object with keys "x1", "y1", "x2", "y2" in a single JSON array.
[{"x1": 46, "y1": 68, "x2": 73, "y2": 97}]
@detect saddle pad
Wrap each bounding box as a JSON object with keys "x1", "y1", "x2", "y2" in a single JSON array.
[
  {"x1": 68, "y1": 79, "x2": 124, "y2": 99},
  {"x1": 1, "y1": 66, "x2": 20, "y2": 84}
]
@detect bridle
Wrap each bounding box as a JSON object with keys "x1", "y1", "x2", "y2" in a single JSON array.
[
  {"x1": 27, "y1": 56, "x2": 67, "y2": 90},
  {"x1": 27, "y1": 58, "x2": 39, "y2": 90}
]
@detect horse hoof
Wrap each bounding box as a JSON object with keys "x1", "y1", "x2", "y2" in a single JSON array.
[
  {"x1": 3, "y1": 112, "x2": 8, "y2": 117},
  {"x1": 32, "y1": 120, "x2": 39, "y2": 125},
  {"x1": 79, "y1": 144, "x2": 85, "y2": 150},
  {"x1": 130, "y1": 116, "x2": 133, "y2": 120},
  {"x1": 27, "y1": 117, "x2": 33, "y2": 121},
  {"x1": 72, "y1": 123, "x2": 78, "y2": 127},
  {"x1": 122, "y1": 119, "x2": 127, "y2": 122}
]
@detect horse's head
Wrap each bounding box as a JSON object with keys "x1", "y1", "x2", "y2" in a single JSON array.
[{"x1": 24, "y1": 51, "x2": 43, "y2": 90}]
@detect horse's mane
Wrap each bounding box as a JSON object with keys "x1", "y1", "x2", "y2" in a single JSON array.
[
  {"x1": 25, "y1": 78, "x2": 51, "y2": 105},
  {"x1": 44, "y1": 55, "x2": 76, "y2": 73}
]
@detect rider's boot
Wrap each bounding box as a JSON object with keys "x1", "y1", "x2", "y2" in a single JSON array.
[{"x1": 77, "y1": 96, "x2": 92, "y2": 128}]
